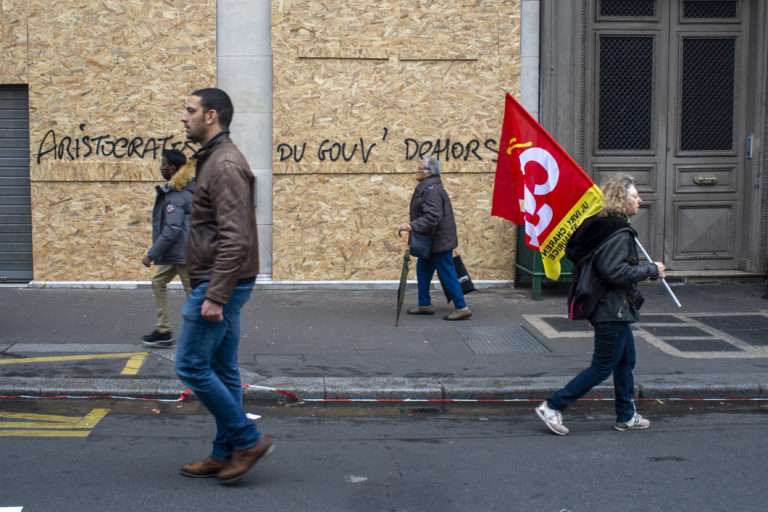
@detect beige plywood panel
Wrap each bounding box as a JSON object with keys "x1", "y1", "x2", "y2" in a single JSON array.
[
  {"x1": 33, "y1": 160, "x2": 165, "y2": 183},
  {"x1": 272, "y1": 174, "x2": 516, "y2": 280},
  {"x1": 0, "y1": 0, "x2": 28, "y2": 83},
  {"x1": 22, "y1": 1, "x2": 216, "y2": 281},
  {"x1": 27, "y1": 0, "x2": 216, "y2": 172},
  {"x1": 273, "y1": 0, "x2": 521, "y2": 175},
  {"x1": 272, "y1": 0, "x2": 522, "y2": 281},
  {"x1": 31, "y1": 182, "x2": 157, "y2": 281}
]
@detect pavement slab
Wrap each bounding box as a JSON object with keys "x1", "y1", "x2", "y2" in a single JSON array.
[{"x1": 1, "y1": 280, "x2": 767, "y2": 401}]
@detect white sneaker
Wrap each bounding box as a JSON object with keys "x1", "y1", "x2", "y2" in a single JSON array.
[
  {"x1": 614, "y1": 413, "x2": 650, "y2": 432},
  {"x1": 535, "y1": 401, "x2": 569, "y2": 436}
]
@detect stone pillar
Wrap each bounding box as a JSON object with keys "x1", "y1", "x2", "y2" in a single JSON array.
[
  {"x1": 217, "y1": 0, "x2": 273, "y2": 277},
  {"x1": 520, "y1": 0, "x2": 540, "y2": 120}
]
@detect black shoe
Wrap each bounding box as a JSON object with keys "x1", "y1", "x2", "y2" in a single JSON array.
[{"x1": 141, "y1": 330, "x2": 175, "y2": 348}]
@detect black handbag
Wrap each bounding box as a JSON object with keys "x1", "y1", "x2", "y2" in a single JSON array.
[
  {"x1": 440, "y1": 255, "x2": 477, "y2": 303},
  {"x1": 409, "y1": 232, "x2": 433, "y2": 259}
]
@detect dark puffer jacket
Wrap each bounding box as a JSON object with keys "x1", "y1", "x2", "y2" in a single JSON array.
[
  {"x1": 147, "y1": 162, "x2": 196, "y2": 265},
  {"x1": 408, "y1": 175, "x2": 458, "y2": 254},
  {"x1": 566, "y1": 214, "x2": 659, "y2": 323}
]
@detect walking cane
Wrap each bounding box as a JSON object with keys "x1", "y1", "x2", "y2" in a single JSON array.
[{"x1": 634, "y1": 237, "x2": 682, "y2": 308}]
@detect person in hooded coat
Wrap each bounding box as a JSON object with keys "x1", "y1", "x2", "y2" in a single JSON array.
[
  {"x1": 141, "y1": 149, "x2": 195, "y2": 348},
  {"x1": 535, "y1": 174, "x2": 665, "y2": 435}
]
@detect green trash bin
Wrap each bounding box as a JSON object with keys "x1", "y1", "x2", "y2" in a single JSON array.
[{"x1": 514, "y1": 227, "x2": 573, "y2": 300}]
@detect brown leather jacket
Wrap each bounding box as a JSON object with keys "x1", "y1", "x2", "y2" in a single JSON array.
[{"x1": 187, "y1": 132, "x2": 259, "y2": 304}]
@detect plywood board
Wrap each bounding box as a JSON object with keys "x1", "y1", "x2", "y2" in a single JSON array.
[
  {"x1": 273, "y1": 173, "x2": 516, "y2": 280},
  {"x1": 0, "y1": 0, "x2": 28, "y2": 83}
]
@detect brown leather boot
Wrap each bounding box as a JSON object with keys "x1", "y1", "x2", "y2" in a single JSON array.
[
  {"x1": 217, "y1": 435, "x2": 275, "y2": 484},
  {"x1": 180, "y1": 457, "x2": 228, "y2": 478}
]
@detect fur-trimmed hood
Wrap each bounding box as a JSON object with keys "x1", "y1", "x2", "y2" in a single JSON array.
[{"x1": 168, "y1": 161, "x2": 196, "y2": 191}]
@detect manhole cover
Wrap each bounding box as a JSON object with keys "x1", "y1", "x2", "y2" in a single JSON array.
[
  {"x1": 662, "y1": 338, "x2": 741, "y2": 352},
  {"x1": 639, "y1": 315, "x2": 686, "y2": 324},
  {"x1": 457, "y1": 326, "x2": 550, "y2": 354},
  {"x1": 641, "y1": 326, "x2": 709, "y2": 337},
  {"x1": 541, "y1": 316, "x2": 590, "y2": 333},
  {"x1": 696, "y1": 315, "x2": 768, "y2": 331}
]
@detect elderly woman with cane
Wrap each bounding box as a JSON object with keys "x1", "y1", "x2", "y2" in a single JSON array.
[
  {"x1": 398, "y1": 156, "x2": 472, "y2": 321},
  {"x1": 536, "y1": 174, "x2": 665, "y2": 435}
]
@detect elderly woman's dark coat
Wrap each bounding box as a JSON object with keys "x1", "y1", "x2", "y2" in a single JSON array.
[{"x1": 409, "y1": 175, "x2": 458, "y2": 254}]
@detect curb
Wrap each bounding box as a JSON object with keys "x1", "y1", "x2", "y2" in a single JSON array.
[
  {"x1": 25, "y1": 280, "x2": 515, "y2": 291},
  {"x1": 2, "y1": 374, "x2": 767, "y2": 403},
  {"x1": 0, "y1": 378, "x2": 187, "y2": 399}
]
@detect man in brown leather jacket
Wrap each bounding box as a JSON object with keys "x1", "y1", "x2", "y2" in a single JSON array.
[{"x1": 175, "y1": 88, "x2": 273, "y2": 485}]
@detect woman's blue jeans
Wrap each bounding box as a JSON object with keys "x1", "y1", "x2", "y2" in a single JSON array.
[
  {"x1": 548, "y1": 322, "x2": 637, "y2": 422},
  {"x1": 417, "y1": 250, "x2": 466, "y2": 309},
  {"x1": 175, "y1": 281, "x2": 260, "y2": 460}
]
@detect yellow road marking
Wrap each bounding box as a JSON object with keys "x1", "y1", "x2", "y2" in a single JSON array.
[
  {"x1": 0, "y1": 430, "x2": 91, "y2": 438},
  {"x1": 0, "y1": 408, "x2": 110, "y2": 438},
  {"x1": 0, "y1": 352, "x2": 149, "y2": 375},
  {"x1": 121, "y1": 352, "x2": 149, "y2": 375},
  {"x1": 0, "y1": 412, "x2": 83, "y2": 424},
  {"x1": 0, "y1": 408, "x2": 110, "y2": 429}
]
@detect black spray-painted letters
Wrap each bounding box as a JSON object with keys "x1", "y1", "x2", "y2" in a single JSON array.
[
  {"x1": 276, "y1": 127, "x2": 498, "y2": 164},
  {"x1": 37, "y1": 123, "x2": 196, "y2": 164}
]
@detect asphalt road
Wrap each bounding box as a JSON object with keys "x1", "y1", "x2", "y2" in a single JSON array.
[{"x1": 0, "y1": 400, "x2": 766, "y2": 512}]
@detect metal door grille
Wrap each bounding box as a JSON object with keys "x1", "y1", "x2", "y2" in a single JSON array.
[
  {"x1": 0, "y1": 85, "x2": 32, "y2": 282},
  {"x1": 680, "y1": 38, "x2": 735, "y2": 151},
  {"x1": 598, "y1": 37, "x2": 654, "y2": 151},
  {"x1": 683, "y1": 0, "x2": 737, "y2": 19},
  {"x1": 599, "y1": 0, "x2": 655, "y2": 17}
]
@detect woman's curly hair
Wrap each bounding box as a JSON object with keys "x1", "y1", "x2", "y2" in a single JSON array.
[{"x1": 599, "y1": 174, "x2": 636, "y2": 217}]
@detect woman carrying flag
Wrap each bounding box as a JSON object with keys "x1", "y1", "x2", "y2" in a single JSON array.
[{"x1": 535, "y1": 174, "x2": 665, "y2": 435}]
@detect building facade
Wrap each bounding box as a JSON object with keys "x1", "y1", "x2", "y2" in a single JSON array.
[
  {"x1": 0, "y1": 0, "x2": 765, "y2": 284},
  {"x1": 540, "y1": 0, "x2": 768, "y2": 275}
]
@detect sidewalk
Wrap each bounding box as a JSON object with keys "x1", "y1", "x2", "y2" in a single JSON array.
[{"x1": 1, "y1": 279, "x2": 767, "y2": 402}]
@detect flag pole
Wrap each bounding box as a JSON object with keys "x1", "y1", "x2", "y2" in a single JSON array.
[{"x1": 634, "y1": 237, "x2": 682, "y2": 309}]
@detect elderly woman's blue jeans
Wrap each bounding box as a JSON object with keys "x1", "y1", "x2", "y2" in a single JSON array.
[
  {"x1": 175, "y1": 281, "x2": 261, "y2": 460},
  {"x1": 547, "y1": 322, "x2": 637, "y2": 422},
  {"x1": 417, "y1": 250, "x2": 466, "y2": 309}
]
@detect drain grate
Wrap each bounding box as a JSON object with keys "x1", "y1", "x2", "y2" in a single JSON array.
[{"x1": 457, "y1": 326, "x2": 551, "y2": 354}]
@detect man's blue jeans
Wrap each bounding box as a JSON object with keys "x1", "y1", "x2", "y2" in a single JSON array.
[
  {"x1": 548, "y1": 322, "x2": 637, "y2": 422},
  {"x1": 417, "y1": 250, "x2": 466, "y2": 309},
  {"x1": 176, "y1": 281, "x2": 260, "y2": 460}
]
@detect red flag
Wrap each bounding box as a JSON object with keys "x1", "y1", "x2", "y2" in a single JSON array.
[{"x1": 492, "y1": 93, "x2": 603, "y2": 280}]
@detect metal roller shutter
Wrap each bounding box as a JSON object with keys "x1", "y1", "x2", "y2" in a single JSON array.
[{"x1": 0, "y1": 85, "x2": 32, "y2": 282}]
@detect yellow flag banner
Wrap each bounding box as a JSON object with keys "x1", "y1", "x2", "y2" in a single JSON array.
[{"x1": 539, "y1": 184, "x2": 604, "y2": 280}]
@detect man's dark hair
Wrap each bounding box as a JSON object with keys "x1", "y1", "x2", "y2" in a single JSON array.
[
  {"x1": 191, "y1": 88, "x2": 234, "y2": 129},
  {"x1": 162, "y1": 149, "x2": 187, "y2": 170}
]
